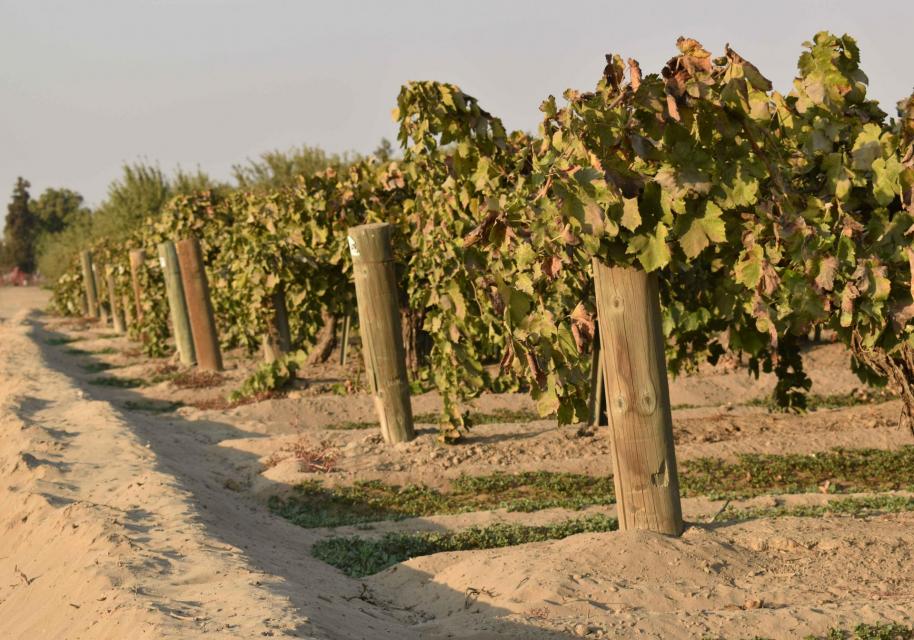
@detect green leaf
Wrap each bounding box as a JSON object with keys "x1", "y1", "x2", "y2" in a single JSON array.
[
  {"x1": 534, "y1": 379, "x2": 560, "y2": 416},
  {"x1": 734, "y1": 245, "x2": 764, "y2": 289},
  {"x1": 823, "y1": 153, "x2": 851, "y2": 201},
  {"x1": 629, "y1": 224, "x2": 670, "y2": 272},
  {"x1": 621, "y1": 197, "x2": 641, "y2": 231},
  {"x1": 872, "y1": 156, "x2": 902, "y2": 205},
  {"x1": 515, "y1": 244, "x2": 537, "y2": 269},
  {"x1": 851, "y1": 123, "x2": 884, "y2": 171},
  {"x1": 678, "y1": 202, "x2": 726, "y2": 258},
  {"x1": 508, "y1": 289, "x2": 532, "y2": 325}
]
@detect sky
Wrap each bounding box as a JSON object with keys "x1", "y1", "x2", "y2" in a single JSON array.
[{"x1": 2, "y1": 0, "x2": 914, "y2": 220}]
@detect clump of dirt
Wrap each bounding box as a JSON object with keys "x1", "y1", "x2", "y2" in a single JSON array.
[
  {"x1": 264, "y1": 439, "x2": 338, "y2": 473},
  {"x1": 171, "y1": 368, "x2": 226, "y2": 389}
]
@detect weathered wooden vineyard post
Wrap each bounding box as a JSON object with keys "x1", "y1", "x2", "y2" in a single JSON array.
[
  {"x1": 128, "y1": 249, "x2": 146, "y2": 323},
  {"x1": 121, "y1": 293, "x2": 134, "y2": 330},
  {"x1": 158, "y1": 241, "x2": 196, "y2": 366},
  {"x1": 94, "y1": 264, "x2": 110, "y2": 325},
  {"x1": 592, "y1": 260, "x2": 684, "y2": 536},
  {"x1": 175, "y1": 237, "x2": 223, "y2": 372},
  {"x1": 348, "y1": 223, "x2": 415, "y2": 443},
  {"x1": 339, "y1": 313, "x2": 351, "y2": 366},
  {"x1": 80, "y1": 250, "x2": 99, "y2": 318},
  {"x1": 106, "y1": 268, "x2": 126, "y2": 334},
  {"x1": 588, "y1": 332, "x2": 606, "y2": 428},
  {"x1": 261, "y1": 287, "x2": 292, "y2": 363}
]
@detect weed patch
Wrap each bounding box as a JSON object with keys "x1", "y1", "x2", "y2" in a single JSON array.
[
  {"x1": 230, "y1": 351, "x2": 303, "y2": 403},
  {"x1": 124, "y1": 399, "x2": 183, "y2": 414},
  {"x1": 312, "y1": 514, "x2": 617, "y2": 577},
  {"x1": 186, "y1": 389, "x2": 286, "y2": 411},
  {"x1": 816, "y1": 623, "x2": 914, "y2": 640},
  {"x1": 414, "y1": 408, "x2": 544, "y2": 425},
  {"x1": 681, "y1": 447, "x2": 914, "y2": 499},
  {"x1": 310, "y1": 494, "x2": 914, "y2": 579},
  {"x1": 721, "y1": 494, "x2": 914, "y2": 522},
  {"x1": 324, "y1": 420, "x2": 376, "y2": 431},
  {"x1": 269, "y1": 480, "x2": 458, "y2": 528},
  {"x1": 450, "y1": 471, "x2": 616, "y2": 512},
  {"x1": 272, "y1": 447, "x2": 914, "y2": 529},
  {"x1": 671, "y1": 403, "x2": 701, "y2": 410},
  {"x1": 269, "y1": 471, "x2": 616, "y2": 528},
  {"x1": 748, "y1": 389, "x2": 896, "y2": 412},
  {"x1": 67, "y1": 346, "x2": 117, "y2": 356},
  {"x1": 89, "y1": 376, "x2": 145, "y2": 389},
  {"x1": 148, "y1": 363, "x2": 179, "y2": 384},
  {"x1": 327, "y1": 409, "x2": 545, "y2": 431},
  {"x1": 264, "y1": 441, "x2": 338, "y2": 472},
  {"x1": 188, "y1": 397, "x2": 230, "y2": 411},
  {"x1": 171, "y1": 369, "x2": 225, "y2": 389},
  {"x1": 740, "y1": 615, "x2": 913, "y2": 638}
]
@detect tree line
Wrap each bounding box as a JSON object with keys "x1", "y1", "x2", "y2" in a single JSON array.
[{"x1": 1, "y1": 141, "x2": 393, "y2": 279}]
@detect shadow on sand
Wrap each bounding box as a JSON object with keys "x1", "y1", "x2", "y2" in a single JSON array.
[{"x1": 33, "y1": 314, "x2": 584, "y2": 640}]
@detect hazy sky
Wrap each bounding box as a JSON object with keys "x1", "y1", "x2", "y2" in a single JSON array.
[{"x1": 3, "y1": 0, "x2": 914, "y2": 217}]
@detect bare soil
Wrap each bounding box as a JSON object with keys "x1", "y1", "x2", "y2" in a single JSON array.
[{"x1": 2, "y1": 286, "x2": 912, "y2": 639}]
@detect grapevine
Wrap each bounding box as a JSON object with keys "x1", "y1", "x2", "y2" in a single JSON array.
[{"x1": 50, "y1": 32, "x2": 914, "y2": 434}]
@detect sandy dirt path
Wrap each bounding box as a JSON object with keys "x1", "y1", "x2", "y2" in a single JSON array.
[
  {"x1": 0, "y1": 289, "x2": 412, "y2": 639},
  {"x1": 4, "y1": 288, "x2": 914, "y2": 639}
]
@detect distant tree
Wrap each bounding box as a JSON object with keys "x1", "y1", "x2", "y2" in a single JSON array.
[
  {"x1": 30, "y1": 187, "x2": 90, "y2": 235},
  {"x1": 172, "y1": 166, "x2": 231, "y2": 198},
  {"x1": 2, "y1": 178, "x2": 38, "y2": 272},
  {"x1": 35, "y1": 162, "x2": 225, "y2": 282},
  {"x1": 34, "y1": 212, "x2": 93, "y2": 282},
  {"x1": 93, "y1": 162, "x2": 171, "y2": 238},
  {"x1": 373, "y1": 138, "x2": 396, "y2": 162},
  {"x1": 232, "y1": 145, "x2": 358, "y2": 190}
]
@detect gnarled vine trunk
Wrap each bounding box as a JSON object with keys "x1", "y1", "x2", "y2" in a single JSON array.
[
  {"x1": 262, "y1": 288, "x2": 292, "y2": 363},
  {"x1": 851, "y1": 332, "x2": 914, "y2": 435},
  {"x1": 400, "y1": 307, "x2": 427, "y2": 377},
  {"x1": 306, "y1": 310, "x2": 338, "y2": 364}
]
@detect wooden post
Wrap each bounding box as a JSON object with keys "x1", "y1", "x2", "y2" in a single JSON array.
[
  {"x1": 261, "y1": 287, "x2": 291, "y2": 363},
  {"x1": 94, "y1": 264, "x2": 110, "y2": 325},
  {"x1": 158, "y1": 241, "x2": 197, "y2": 366},
  {"x1": 339, "y1": 313, "x2": 351, "y2": 366},
  {"x1": 80, "y1": 251, "x2": 99, "y2": 318},
  {"x1": 106, "y1": 269, "x2": 126, "y2": 334},
  {"x1": 592, "y1": 260, "x2": 683, "y2": 536},
  {"x1": 128, "y1": 249, "x2": 146, "y2": 323},
  {"x1": 348, "y1": 223, "x2": 414, "y2": 443},
  {"x1": 588, "y1": 331, "x2": 606, "y2": 427},
  {"x1": 175, "y1": 237, "x2": 223, "y2": 372},
  {"x1": 121, "y1": 293, "x2": 134, "y2": 330}
]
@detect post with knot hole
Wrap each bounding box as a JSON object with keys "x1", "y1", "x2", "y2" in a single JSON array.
[
  {"x1": 592, "y1": 259, "x2": 683, "y2": 536},
  {"x1": 348, "y1": 223, "x2": 415, "y2": 444}
]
